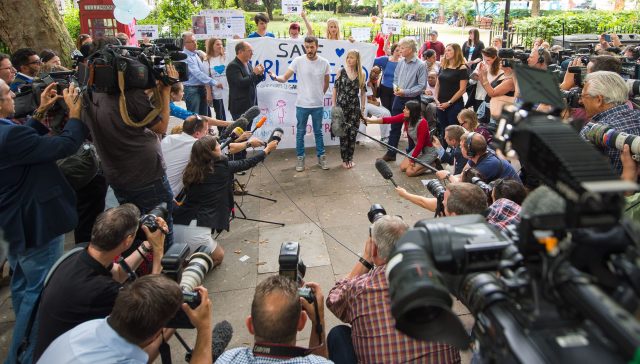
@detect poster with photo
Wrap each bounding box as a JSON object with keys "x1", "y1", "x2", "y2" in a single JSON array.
[
  {"x1": 192, "y1": 15, "x2": 207, "y2": 35},
  {"x1": 194, "y1": 9, "x2": 246, "y2": 39},
  {"x1": 382, "y1": 19, "x2": 401, "y2": 34},
  {"x1": 282, "y1": 0, "x2": 303, "y2": 14},
  {"x1": 135, "y1": 25, "x2": 158, "y2": 40}
]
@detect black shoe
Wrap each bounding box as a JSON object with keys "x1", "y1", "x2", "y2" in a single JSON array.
[{"x1": 380, "y1": 154, "x2": 396, "y2": 162}]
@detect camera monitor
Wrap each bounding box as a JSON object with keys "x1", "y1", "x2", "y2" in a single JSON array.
[{"x1": 513, "y1": 64, "x2": 565, "y2": 110}]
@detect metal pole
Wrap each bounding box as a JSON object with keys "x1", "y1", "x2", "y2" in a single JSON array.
[{"x1": 503, "y1": 0, "x2": 511, "y2": 48}]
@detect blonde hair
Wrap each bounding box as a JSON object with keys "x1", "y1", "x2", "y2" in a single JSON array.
[
  {"x1": 458, "y1": 108, "x2": 479, "y2": 131},
  {"x1": 441, "y1": 43, "x2": 466, "y2": 69},
  {"x1": 326, "y1": 19, "x2": 342, "y2": 40},
  {"x1": 345, "y1": 49, "x2": 365, "y2": 89},
  {"x1": 205, "y1": 38, "x2": 225, "y2": 59}
]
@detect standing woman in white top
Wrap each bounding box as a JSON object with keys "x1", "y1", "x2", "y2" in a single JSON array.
[
  {"x1": 470, "y1": 47, "x2": 501, "y2": 112},
  {"x1": 205, "y1": 38, "x2": 227, "y2": 124}
]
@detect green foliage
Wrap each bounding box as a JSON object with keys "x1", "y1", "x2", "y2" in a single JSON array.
[
  {"x1": 244, "y1": 12, "x2": 257, "y2": 35},
  {"x1": 513, "y1": 11, "x2": 640, "y2": 46},
  {"x1": 63, "y1": 0, "x2": 80, "y2": 43},
  {"x1": 383, "y1": 2, "x2": 429, "y2": 18},
  {"x1": 156, "y1": 0, "x2": 202, "y2": 36}
]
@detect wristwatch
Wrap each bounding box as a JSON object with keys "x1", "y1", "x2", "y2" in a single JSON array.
[
  {"x1": 359, "y1": 257, "x2": 374, "y2": 270},
  {"x1": 246, "y1": 141, "x2": 251, "y2": 149}
]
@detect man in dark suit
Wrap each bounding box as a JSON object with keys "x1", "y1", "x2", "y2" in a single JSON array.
[
  {"x1": 226, "y1": 41, "x2": 265, "y2": 160},
  {"x1": 0, "y1": 80, "x2": 87, "y2": 364}
]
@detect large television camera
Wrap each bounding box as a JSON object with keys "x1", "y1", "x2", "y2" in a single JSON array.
[{"x1": 386, "y1": 66, "x2": 640, "y2": 363}]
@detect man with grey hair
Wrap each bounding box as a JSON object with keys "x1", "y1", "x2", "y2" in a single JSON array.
[
  {"x1": 579, "y1": 71, "x2": 640, "y2": 175},
  {"x1": 381, "y1": 37, "x2": 427, "y2": 162},
  {"x1": 182, "y1": 31, "x2": 221, "y2": 115},
  {"x1": 326, "y1": 216, "x2": 460, "y2": 363}
]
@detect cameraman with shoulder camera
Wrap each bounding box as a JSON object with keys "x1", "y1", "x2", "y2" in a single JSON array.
[
  {"x1": 326, "y1": 216, "x2": 460, "y2": 364},
  {"x1": 33, "y1": 204, "x2": 168, "y2": 362},
  {"x1": 216, "y1": 275, "x2": 330, "y2": 363},
  {"x1": 0, "y1": 79, "x2": 88, "y2": 364},
  {"x1": 85, "y1": 39, "x2": 178, "y2": 247},
  {"x1": 37, "y1": 274, "x2": 213, "y2": 364},
  {"x1": 579, "y1": 71, "x2": 640, "y2": 175}
]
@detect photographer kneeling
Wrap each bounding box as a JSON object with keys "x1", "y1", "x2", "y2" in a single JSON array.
[
  {"x1": 326, "y1": 216, "x2": 460, "y2": 363},
  {"x1": 33, "y1": 204, "x2": 168, "y2": 362},
  {"x1": 38, "y1": 275, "x2": 213, "y2": 364},
  {"x1": 216, "y1": 275, "x2": 329, "y2": 363},
  {"x1": 173, "y1": 136, "x2": 279, "y2": 267}
]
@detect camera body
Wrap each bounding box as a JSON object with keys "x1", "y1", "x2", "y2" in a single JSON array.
[
  {"x1": 139, "y1": 203, "x2": 168, "y2": 233},
  {"x1": 278, "y1": 241, "x2": 307, "y2": 286},
  {"x1": 425, "y1": 179, "x2": 446, "y2": 200}
]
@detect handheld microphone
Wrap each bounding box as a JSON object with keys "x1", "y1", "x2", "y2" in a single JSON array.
[
  {"x1": 251, "y1": 116, "x2": 267, "y2": 133},
  {"x1": 267, "y1": 128, "x2": 284, "y2": 144},
  {"x1": 220, "y1": 127, "x2": 244, "y2": 150},
  {"x1": 375, "y1": 159, "x2": 398, "y2": 187},
  {"x1": 241, "y1": 106, "x2": 261, "y2": 121},
  {"x1": 222, "y1": 118, "x2": 248, "y2": 139}
]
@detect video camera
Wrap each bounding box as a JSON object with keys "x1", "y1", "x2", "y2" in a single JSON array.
[
  {"x1": 278, "y1": 241, "x2": 314, "y2": 303},
  {"x1": 161, "y1": 243, "x2": 215, "y2": 328},
  {"x1": 386, "y1": 65, "x2": 640, "y2": 362}
]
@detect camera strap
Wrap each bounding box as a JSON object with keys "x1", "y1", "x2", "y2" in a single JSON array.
[
  {"x1": 253, "y1": 343, "x2": 320, "y2": 359},
  {"x1": 116, "y1": 67, "x2": 163, "y2": 128}
]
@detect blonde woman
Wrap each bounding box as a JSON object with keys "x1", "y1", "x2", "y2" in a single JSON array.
[
  {"x1": 435, "y1": 43, "x2": 468, "y2": 145},
  {"x1": 333, "y1": 49, "x2": 366, "y2": 168},
  {"x1": 204, "y1": 37, "x2": 227, "y2": 121},
  {"x1": 326, "y1": 18, "x2": 342, "y2": 40}
]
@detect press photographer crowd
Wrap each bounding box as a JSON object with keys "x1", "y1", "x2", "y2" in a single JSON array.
[{"x1": 1, "y1": 13, "x2": 640, "y2": 364}]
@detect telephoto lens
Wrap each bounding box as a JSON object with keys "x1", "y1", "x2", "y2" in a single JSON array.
[
  {"x1": 425, "y1": 179, "x2": 446, "y2": 199},
  {"x1": 585, "y1": 123, "x2": 640, "y2": 157},
  {"x1": 367, "y1": 204, "x2": 387, "y2": 223},
  {"x1": 471, "y1": 177, "x2": 492, "y2": 196},
  {"x1": 180, "y1": 245, "x2": 215, "y2": 292}
]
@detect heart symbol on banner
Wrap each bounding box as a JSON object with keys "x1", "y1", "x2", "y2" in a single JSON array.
[
  {"x1": 335, "y1": 48, "x2": 345, "y2": 57},
  {"x1": 227, "y1": 25, "x2": 231, "y2": 28},
  {"x1": 213, "y1": 65, "x2": 225, "y2": 74}
]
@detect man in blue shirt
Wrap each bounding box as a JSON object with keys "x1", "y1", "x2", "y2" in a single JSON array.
[
  {"x1": 37, "y1": 275, "x2": 213, "y2": 364},
  {"x1": 181, "y1": 32, "x2": 220, "y2": 116},
  {"x1": 9, "y1": 48, "x2": 41, "y2": 92}
]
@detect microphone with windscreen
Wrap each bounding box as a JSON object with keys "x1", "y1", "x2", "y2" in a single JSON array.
[
  {"x1": 375, "y1": 159, "x2": 398, "y2": 187},
  {"x1": 241, "y1": 106, "x2": 261, "y2": 121},
  {"x1": 220, "y1": 127, "x2": 244, "y2": 150},
  {"x1": 221, "y1": 118, "x2": 248, "y2": 139}
]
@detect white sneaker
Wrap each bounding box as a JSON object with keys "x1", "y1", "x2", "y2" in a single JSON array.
[
  {"x1": 318, "y1": 155, "x2": 329, "y2": 170},
  {"x1": 296, "y1": 156, "x2": 305, "y2": 172}
]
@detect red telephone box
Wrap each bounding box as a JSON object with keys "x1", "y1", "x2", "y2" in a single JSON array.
[{"x1": 78, "y1": 0, "x2": 136, "y2": 44}]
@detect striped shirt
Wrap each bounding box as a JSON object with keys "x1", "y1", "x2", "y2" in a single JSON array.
[
  {"x1": 326, "y1": 266, "x2": 461, "y2": 364},
  {"x1": 393, "y1": 55, "x2": 427, "y2": 98}
]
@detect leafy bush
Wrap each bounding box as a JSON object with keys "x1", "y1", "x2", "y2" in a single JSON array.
[{"x1": 63, "y1": 0, "x2": 80, "y2": 42}]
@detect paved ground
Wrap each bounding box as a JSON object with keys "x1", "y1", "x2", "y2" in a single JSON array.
[{"x1": 0, "y1": 129, "x2": 473, "y2": 363}]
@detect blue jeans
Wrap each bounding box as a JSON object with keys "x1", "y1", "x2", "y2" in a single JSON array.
[
  {"x1": 295, "y1": 107, "x2": 325, "y2": 158},
  {"x1": 112, "y1": 174, "x2": 174, "y2": 249},
  {"x1": 6, "y1": 235, "x2": 64, "y2": 364},
  {"x1": 328, "y1": 325, "x2": 358, "y2": 364},
  {"x1": 184, "y1": 86, "x2": 209, "y2": 116}
]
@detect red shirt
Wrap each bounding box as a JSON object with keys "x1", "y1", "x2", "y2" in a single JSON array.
[
  {"x1": 374, "y1": 33, "x2": 387, "y2": 57},
  {"x1": 382, "y1": 114, "x2": 433, "y2": 158},
  {"x1": 419, "y1": 41, "x2": 446, "y2": 61}
]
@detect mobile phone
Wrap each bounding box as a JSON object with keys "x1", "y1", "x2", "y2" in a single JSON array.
[{"x1": 604, "y1": 34, "x2": 612, "y2": 43}]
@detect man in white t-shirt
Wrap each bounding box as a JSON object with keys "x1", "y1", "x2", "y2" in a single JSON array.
[
  {"x1": 268, "y1": 36, "x2": 331, "y2": 172},
  {"x1": 161, "y1": 115, "x2": 263, "y2": 195}
]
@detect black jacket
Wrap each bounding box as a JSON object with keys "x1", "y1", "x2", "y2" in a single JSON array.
[
  {"x1": 0, "y1": 117, "x2": 87, "y2": 255},
  {"x1": 226, "y1": 57, "x2": 264, "y2": 116},
  {"x1": 173, "y1": 151, "x2": 266, "y2": 232},
  {"x1": 462, "y1": 41, "x2": 485, "y2": 63}
]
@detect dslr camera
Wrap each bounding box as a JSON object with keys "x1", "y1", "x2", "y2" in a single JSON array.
[{"x1": 278, "y1": 241, "x2": 314, "y2": 303}]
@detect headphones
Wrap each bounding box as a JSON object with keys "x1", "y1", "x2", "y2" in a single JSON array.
[
  {"x1": 466, "y1": 132, "x2": 477, "y2": 158},
  {"x1": 537, "y1": 47, "x2": 545, "y2": 64}
]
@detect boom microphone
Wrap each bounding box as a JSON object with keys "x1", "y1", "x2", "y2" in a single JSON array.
[
  {"x1": 220, "y1": 127, "x2": 244, "y2": 150},
  {"x1": 251, "y1": 116, "x2": 267, "y2": 133},
  {"x1": 222, "y1": 118, "x2": 248, "y2": 139},
  {"x1": 375, "y1": 159, "x2": 398, "y2": 187},
  {"x1": 241, "y1": 106, "x2": 261, "y2": 121}
]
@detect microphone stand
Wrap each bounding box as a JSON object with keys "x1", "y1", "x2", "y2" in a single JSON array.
[{"x1": 352, "y1": 126, "x2": 440, "y2": 174}]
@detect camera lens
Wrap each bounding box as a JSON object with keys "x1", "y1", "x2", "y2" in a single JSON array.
[
  {"x1": 180, "y1": 247, "x2": 214, "y2": 292},
  {"x1": 367, "y1": 204, "x2": 387, "y2": 223},
  {"x1": 471, "y1": 177, "x2": 492, "y2": 195},
  {"x1": 425, "y1": 179, "x2": 446, "y2": 199}
]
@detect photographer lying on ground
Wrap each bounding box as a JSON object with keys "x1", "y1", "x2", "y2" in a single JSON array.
[
  {"x1": 326, "y1": 215, "x2": 460, "y2": 364},
  {"x1": 33, "y1": 204, "x2": 168, "y2": 362},
  {"x1": 215, "y1": 275, "x2": 329, "y2": 363},
  {"x1": 37, "y1": 275, "x2": 213, "y2": 364}
]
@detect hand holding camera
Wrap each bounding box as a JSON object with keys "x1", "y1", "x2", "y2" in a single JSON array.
[
  {"x1": 140, "y1": 216, "x2": 168, "y2": 253},
  {"x1": 299, "y1": 282, "x2": 324, "y2": 324},
  {"x1": 62, "y1": 83, "x2": 82, "y2": 119},
  {"x1": 182, "y1": 286, "x2": 213, "y2": 331}
]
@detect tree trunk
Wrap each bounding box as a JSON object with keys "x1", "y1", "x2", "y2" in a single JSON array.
[
  {"x1": 531, "y1": 0, "x2": 541, "y2": 17},
  {"x1": 614, "y1": 0, "x2": 625, "y2": 10},
  {"x1": 263, "y1": 0, "x2": 274, "y2": 19},
  {"x1": 0, "y1": 0, "x2": 74, "y2": 66},
  {"x1": 377, "y1": 0, "x2": 383, "y2": 16}
]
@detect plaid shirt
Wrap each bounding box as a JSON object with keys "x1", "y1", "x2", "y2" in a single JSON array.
[
  {"x1": 486, "y1": 198, "x2": 521, "y2": 232},
  {"x1": 326, "y1": 266, "x2": 461, "y2": 364},
  {"x1": 579, "y1": 104, "x2": 640, "y2": 175}
]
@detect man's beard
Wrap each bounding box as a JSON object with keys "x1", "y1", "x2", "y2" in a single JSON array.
[{"x1": 307, "y1": 51, "x2": 317, "y2": 59}]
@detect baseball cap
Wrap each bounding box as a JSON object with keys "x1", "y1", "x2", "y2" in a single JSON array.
[{"x1": 429, "y1": 30, "x2": 438, "y2": 36}]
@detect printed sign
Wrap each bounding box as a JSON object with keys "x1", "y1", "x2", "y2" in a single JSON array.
[
  {"x1": 350, "y1": 27, "x2": 372, "y2": 42},
  {"x1": 193, "y1": 9, "x2": 246, "y2": 39},
  {"x1": 282, "y1": 0, "x2": 303, "y2": 14},
  {"x1": 382, "y1": 18, "x2": 401, "y2": 34},
  {"x1": 135, "y1": 25, "x2": 158, "y2": 40}
]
